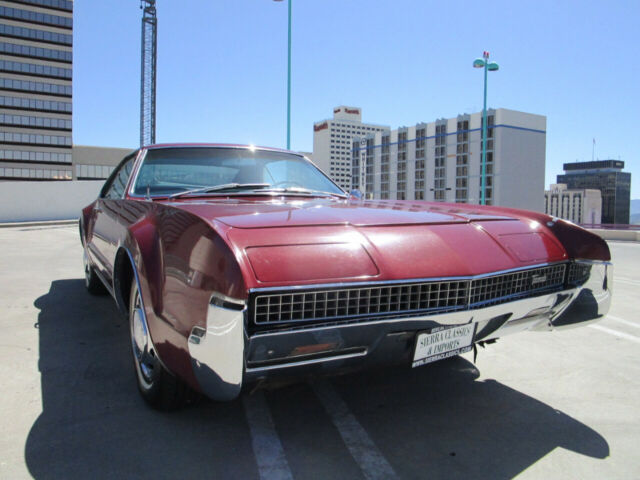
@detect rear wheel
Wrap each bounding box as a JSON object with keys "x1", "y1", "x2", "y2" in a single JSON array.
[
  {"x1": 129, "y1": 281, "x2": 192, "y2": 410},
  {"x1": 84, "y1": 251, "x2": 106, "y2": 295}
]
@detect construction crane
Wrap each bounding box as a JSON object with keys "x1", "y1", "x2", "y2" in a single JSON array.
[{"x1": 140, "y1": 0, "x2": 157, "y2": 147}]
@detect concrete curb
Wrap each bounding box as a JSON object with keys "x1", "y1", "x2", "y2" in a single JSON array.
[
  {"x1": 0, "y1": 219, "x2": 78, "y2": 229},
  {"x1": 587, "y1": 228, "x2": 640, "y2": 242}
]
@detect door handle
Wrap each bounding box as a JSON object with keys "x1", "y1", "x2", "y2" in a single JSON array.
[{"x1": 94, "y1": 206, "x2": 103, "y2": 213}]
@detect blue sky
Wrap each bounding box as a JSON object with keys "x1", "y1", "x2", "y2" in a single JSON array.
[{"x1": 73, "y1": 0, "x2": 639, "y2": 198}]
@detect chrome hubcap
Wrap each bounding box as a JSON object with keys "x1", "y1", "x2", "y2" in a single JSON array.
[{"x1": 131, "y1": 291, "x2": 157, "y2": 386}]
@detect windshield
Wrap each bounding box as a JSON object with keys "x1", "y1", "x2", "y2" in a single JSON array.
[{"x1": 132, "y1": 147, "x2": 344, "y2": 197}]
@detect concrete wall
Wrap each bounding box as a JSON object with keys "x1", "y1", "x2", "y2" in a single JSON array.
[
  {"x1": 0, "y1": 180, "x2": 103, "y2": 223},
  {"x1": 588, "y1": 228, "x2": 640, "y2": 242}
]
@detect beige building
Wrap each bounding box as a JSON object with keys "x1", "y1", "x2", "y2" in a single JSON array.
[
  {"x1": 544, "y1": 183, "x2": 602, "y2": 225},
  {"x1": 350, "y1": 108, "x2": 547, "y2": 212},
  {"x1": 312, "y1": 106, "x2": 389, "y2": 191}
]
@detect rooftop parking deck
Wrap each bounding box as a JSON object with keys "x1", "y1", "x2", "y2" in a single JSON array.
[{"x1": 0, "y1": 224, "x2": 639, "y2": 479}]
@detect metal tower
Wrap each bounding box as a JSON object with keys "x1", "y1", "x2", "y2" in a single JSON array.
[{"x1": 140, "y1": 0, "x2": 157, "y2": 147}]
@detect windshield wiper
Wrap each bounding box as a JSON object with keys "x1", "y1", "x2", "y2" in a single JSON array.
[
  {"x1": 260, "y1": 187, "x2": 348, "y2": 199},
  {"x1": 168, "y1": 183, "x2": 270, "y2": 199}
]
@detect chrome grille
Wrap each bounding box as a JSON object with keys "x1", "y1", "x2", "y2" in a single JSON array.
[
  {"x1": 567, "y1": 262, "x2": 592, "y2": 286},
  {"x1": 253, "y1": 264, "x2": 568, "y2": 326},
  {"x1": 468, "y1": 264, "x2": 566, "y2": 307},
  {"x1": 254, "y1": 281, "x2": 468, "y2": 324}
]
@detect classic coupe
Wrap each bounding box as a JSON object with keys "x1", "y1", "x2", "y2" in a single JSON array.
[{"x1": 80, "y1": 144, "x2": 612, "y2": 409}]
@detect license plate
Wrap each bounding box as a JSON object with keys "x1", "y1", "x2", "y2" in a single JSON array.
[{"x1": 412, "y1": 324, "x2": 476, "y2": 368}]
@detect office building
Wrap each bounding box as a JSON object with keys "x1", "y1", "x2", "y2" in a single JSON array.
[
  {"x1": 0, "y1": 0, "x2": 73, "y2": 181},
  {"x1": 313, "y1": 106, "x2": 389, "y2": 191},
  {"x1": 557, "y1": 160, "x2": 631, "y2": 224},
  {"x1": 350, "y1": 108, "x2": 546, "y2": 211},
  {"x1": 544, "y1": 183, "x2": 602, "y2": 225}
]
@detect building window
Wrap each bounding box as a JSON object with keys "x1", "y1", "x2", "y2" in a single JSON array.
[
  {"x1": 397, "y1": 131, "x2": 407, "y2": 198},
  {"x1": 433, "y1": 123, "x2": 447, "y2": 201},
  {"x1": 365, "y1": 138, "x2": 374, "y2": 198},
  {"x1": 478, "y1": 125, "x2": 494, "y2": 203}
]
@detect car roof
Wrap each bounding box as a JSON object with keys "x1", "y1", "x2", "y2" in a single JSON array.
[{"x1": 143, "y1": 143, "x2": 302, "y2": 156}]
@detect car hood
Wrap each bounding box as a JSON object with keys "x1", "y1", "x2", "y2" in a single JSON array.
[
  {"x1": 167, "y1": 197, "x2": 513, "y2": 228},
  {"x1": 167, "y1": 197, "x2": 569, "y2": 288}
]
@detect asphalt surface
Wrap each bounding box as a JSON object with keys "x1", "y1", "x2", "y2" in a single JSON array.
[{"x1": 0, "y1": 224, "x2": 638, "y2": 479}]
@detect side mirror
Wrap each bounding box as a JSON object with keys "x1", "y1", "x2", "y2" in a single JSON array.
[{"x1": 350, "y1": 189, "x2": 363, "y2": 199}]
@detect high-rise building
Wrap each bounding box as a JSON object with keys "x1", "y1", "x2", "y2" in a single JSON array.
[
  {"x1": 544, "y1": 183, "x2": 602, "y2": 225},
  {"x1": 350, "y1": 108, "x2": 546, "y2": 212},
  {"x1": 0, "y1": 0, "x2": 73, "y2": 181},
  {"x1": 312, "y1": 106, "x2": 389, "y2": 191},
  {"x1": 557, "y1": 160, "x2": 631, "y2": 224}
]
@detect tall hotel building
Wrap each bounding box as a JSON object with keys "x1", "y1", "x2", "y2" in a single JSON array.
[
  {"x1": 313, "y1": 106, "x2": 389, "y2": 191},
  {"x1": 349, "y1": 108, "x2": 546, "y2": 212},
  {"x1": 0, "y1": 0, "x2": 73, "y2": 181}
]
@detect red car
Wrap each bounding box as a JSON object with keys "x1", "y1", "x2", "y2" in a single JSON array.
[{"x1": 80, "y1": 144, "x2": 612, "y2": 410}]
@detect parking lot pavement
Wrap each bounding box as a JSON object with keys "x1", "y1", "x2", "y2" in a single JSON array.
[{"x1": 0, "y1": 225, "x2": 639, "y2": 479}]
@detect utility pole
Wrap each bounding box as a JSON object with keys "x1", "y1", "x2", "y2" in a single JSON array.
[
  {"x1": 273, "y1": 0, "x2": 292, "y2": 149},
  {"x1": 140, "y1": 0, "x2": 157, "y2": 147}
]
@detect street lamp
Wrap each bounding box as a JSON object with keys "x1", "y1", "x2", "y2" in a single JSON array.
[
  {"x1": 473, "y1": 51, "x2": 499, "y2": 205},
  {"x1": 273, "y1": 0, "x2": 292, "y2": 150}
]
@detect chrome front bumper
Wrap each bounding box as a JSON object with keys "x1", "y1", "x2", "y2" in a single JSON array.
[{"x1": 188, "y1": 261, "x2": 612, "y2": 401}]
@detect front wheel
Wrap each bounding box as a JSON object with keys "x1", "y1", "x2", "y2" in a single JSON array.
[{"x1": 129, "y1": 281, "x2": 193, "y2": 410}]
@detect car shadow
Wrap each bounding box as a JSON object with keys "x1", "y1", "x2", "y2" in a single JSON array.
[{"x1": 25, "y1": 279, "x2": 609, "y2": 480}]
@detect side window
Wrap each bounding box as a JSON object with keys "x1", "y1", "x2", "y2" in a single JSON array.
[{"x1": 102, "y1": 156, "x2": 136, "y2": 199}]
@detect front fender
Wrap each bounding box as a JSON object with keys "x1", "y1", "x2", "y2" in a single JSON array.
[{"x1": 116, "y1": 205, "x2": 249, "y2": 396}]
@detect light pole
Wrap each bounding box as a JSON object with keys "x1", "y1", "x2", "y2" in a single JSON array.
[
  {"x1": 473, "y1": 51, "x2": 499, "y2": 205},
  {"x1": 273, "y1": 0, "x2": 292, "y2": 150}
]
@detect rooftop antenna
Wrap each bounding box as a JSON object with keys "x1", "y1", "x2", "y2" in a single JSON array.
[{"x1": 140, "y1": 0, "x2": 157, "y2": 147}]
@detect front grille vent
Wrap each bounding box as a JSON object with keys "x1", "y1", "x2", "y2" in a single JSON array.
[
  {"x1": 254, "y1": 280, "x2": 469, "y2": 325},
  {"x1": 468, "y1": 264, "x2": 566, "y2": 307},
  {"x1": 567, "y1": 262, "x2": 592, "y2": 286},
  {"x1": 253, "y1": 263, "x2": 568, "y2": 326}
]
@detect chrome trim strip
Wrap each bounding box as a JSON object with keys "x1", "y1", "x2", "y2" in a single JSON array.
[
  {"x1": 84, "y1": 247, "x2": 114, "y2": 296},
  {"x1": 245, "y1": 349, "x2": 368, "y2": 373},
  {"x1": 571, "y1": 259, "x2": 613, "y2": 266},
  {"x1": 248, "y1": 261, "x2": 567, "y2": 294},
  {"x1": 125, "y1": 148, "x2": 148, "y2": 199},
  {"x1": 210, "y1": 291, "x2": 246, "y2": 309}
]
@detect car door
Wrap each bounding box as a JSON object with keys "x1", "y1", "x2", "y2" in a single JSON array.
[{"x1": 88, "y1": 153, "x2": 137, "y2": 283}]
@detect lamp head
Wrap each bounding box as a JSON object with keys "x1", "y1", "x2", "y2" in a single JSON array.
[
  {"x1": 473, "y1": 59, "x2": 485, "y2": 68},
  {"x1": 487, "y1": 62, "x2": 499, "y2": 71}
]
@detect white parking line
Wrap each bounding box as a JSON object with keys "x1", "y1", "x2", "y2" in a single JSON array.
[
  {"x1": 312, "y1": 380, "x2": 398, "y2": 480},
  {"x1": 243, "y1": 391, "x2": 294, "y2": 480},
  {"x1": 615, "y1": 277, "x2": 640, "y2": 287},
  {"x1": 589, "y1": 324, "x2": 640, "y2": 344},
  {"x1": 607, "y1": 315, "x2": 640, "y2": 329}
]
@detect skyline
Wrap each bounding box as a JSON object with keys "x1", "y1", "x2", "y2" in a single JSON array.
[{"x1": 73, "y1": 0, "x2": 639, "y2": 197}]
